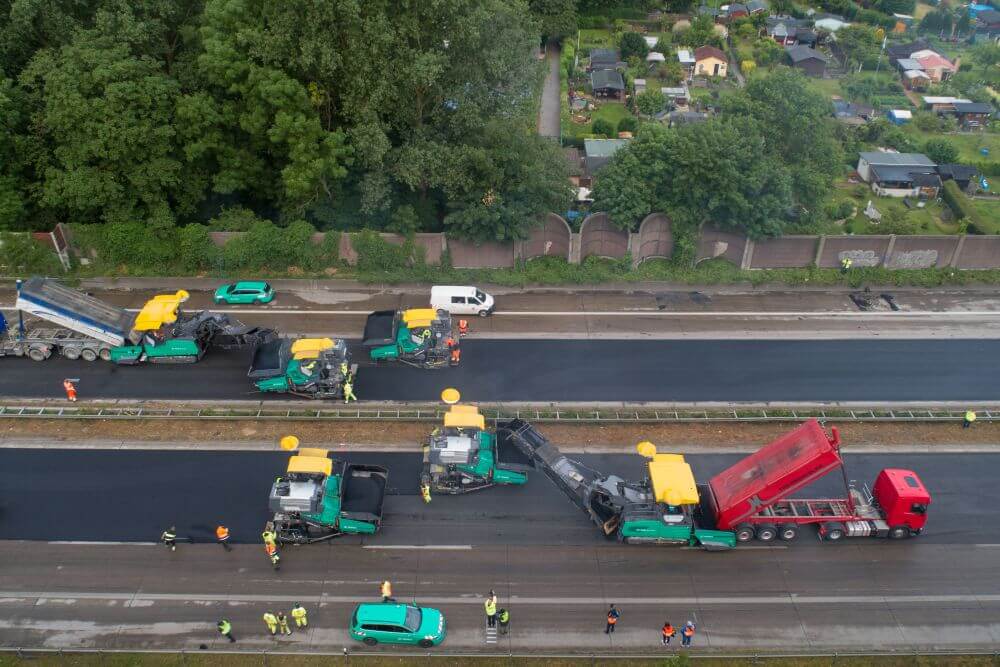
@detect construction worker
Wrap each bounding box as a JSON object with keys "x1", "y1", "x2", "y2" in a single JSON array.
[
  {"x1": 343, "y1": 380, "x2": 357, "y2": 403},
  {"x1": 291, "y1": 603, "x2": 308, "y2": 628},
  {"x1": 381, "y1": 580, "x2": 394, "y2": 603},
  {"x1": 605, "y1": 604, "x2": 620, "y2": 634},
  {"x1": 682, "y1": 620, "x2": 696, "y2": 646},
  {"x1": 420, "y1": 482, "x2": 432, "y2": 504},
  {"x1": 484, "y1": 592, "x2": 497, "y2": 628},
  {"x1": 160, "y1": 526, "x2": 177, "y2": 552},
  {"x1": 450, "y1": 344, "x2": 461, "y2": 366},
  {"x1": 498, "y1": 607, "x2": 510, "y2": 635},
  {"x1": 262, "y1": 529, "x2": 277, "y2": 547},
  {"x1": 63, "y1": 378, "x2": 77, "y2": 402},
  {"x1": 339, "y1": 361, "x2": 349, "y2": 377},
  {"x1": 276, "y1": 611, "x2": 292, "y2": 635},
  {"x1": 216, "y1": 525, "x2": 232, "y2": 551},
  {"x1": 217, "y1": 619, "x2": 236, "y2": 643},
  {"x1": 964, "y1": 410, "x2": 977, "y2": 429},
  {"x1": 458, "y1": 319, "x2": 468, "y2": 337},
  {"x1": 661, "y1": 621, "x2": 676, "y2": 646},
  {"x1": 421, "y1": 328, "x2": 432, "y2": 341},
  {"x1": 840, "y1": 257, "x2": 853, "y2": 274},
  {"x1": 265, "y1": 542, "x2": 280, "y2": 570},
  {"x1": 262, "y1": 611, "x2": 278, "y2": 636}
]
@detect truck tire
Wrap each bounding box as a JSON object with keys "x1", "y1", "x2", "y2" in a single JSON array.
[
  {"x1": 99, "y1": 348, "x2": 112, "y2": 361},
  {"x1": 735, "y1": 524, "x2": 755, "y2": 542},
  {"x1": 80, "y1": 348, "x2": 98, "y2": 362},
  {"x1": 363, "y1": 637, "x2": 378, "y2": 646},
  {"x1": 28, "y1": 347, "x2": 47, "y2": 361},
  {"x1": 755, "y1": 524, "x2": 777, "y2": 542},
  {"x1": 778, "y1": 524, "x2": 799, "y2": 541},
  {"x1": 63, "y1": 347, "x2": 81, "y2": 360},
  {"x1": 888, "y1": 526, "x2": 911, "y2": 540},
  {"x1": 821, "y1": 522, "x2": 845, "y2": 542}
]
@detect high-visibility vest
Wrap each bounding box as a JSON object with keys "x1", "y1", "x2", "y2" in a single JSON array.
[
  {"x1": 218, "y1": 620, "x2": 231, "y2": 634},
  {"x1": 216, "y1": 526, "x2": 229, "y2": 541},
  {"x1": 162, "y1": 530, "x2": 176, "y2": 540},
  {"x1": 498, "y1": 609, "x2": 509, "y2": 623},
  {"x1": 263, "y1": 613, "x2": 277, "y2": 626},
  {"x1": 683, "y1": 625, "x2": 695, "y2": 637},
  {"x1": 262, "y1": 531, "x2": 276, "y2": 545},
  {"x1": 382, "y1": 581, "x2": 392, "y2": 597},
  {"x1": 484, "y1": 599, "x2": 497, "y2": 616},
  {"x1": 265, "y1": 543, "x2": 277, "y2": 556},
  {"x1": 966, "y1": 411, "x2": 977, "y2": 422},
  {"x1": 607, "y1": 610, "x2": 619, "y2": 624},
  {"x1": 291, "y1": 606, "x2": 307, "y2": 620},
  {"x1": 662, "y1": 624, "x2": 675, "y2": 637}
]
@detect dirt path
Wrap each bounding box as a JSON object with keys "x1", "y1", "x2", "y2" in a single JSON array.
[{"x1": 537, "y1": 41, "x2": 561, "y2": 138}]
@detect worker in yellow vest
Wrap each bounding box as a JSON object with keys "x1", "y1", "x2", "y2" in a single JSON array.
[
  {"x1": 291, "y1": 603, "x2": 308, "y2": 628},
  {"x1": 262, "y1": 611, "x2": 278, "y2": 635},
  {"x1": 964, "y1": 410, "x2": 977, "y2": 428},
  {"x1": 381, "y1": 579, "x2": 394, "y2": 602}
]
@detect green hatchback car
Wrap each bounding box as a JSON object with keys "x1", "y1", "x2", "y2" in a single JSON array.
[
  {"x1": 349, "y1": 603, "x2": 446, "y2": 648},
  {"x1": 213, "y1": 281, "x2": 275, "y2": 305}
]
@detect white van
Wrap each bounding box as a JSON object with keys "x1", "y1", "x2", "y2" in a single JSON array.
[{"x1": 430, "y1": 286, "x2": 495, "y2": 317}]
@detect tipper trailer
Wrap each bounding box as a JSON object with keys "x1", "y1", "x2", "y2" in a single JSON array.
[
  {"x1": 268, "y1": 446, "x2": 388, "y2": 544},
  {"x1": 363, "y1": 309, "x2": 455, "y2": 369},
  {"x1": 501, "y1": 418, "x2": 930, "y2": 550}
]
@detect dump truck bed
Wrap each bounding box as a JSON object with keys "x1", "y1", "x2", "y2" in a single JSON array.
[
  {"x1": 708, "y1": 419, "x2": 843, "y2": 531},
  {"x1": 15, "y1": 277, "x2": 133, "y2": 346}
]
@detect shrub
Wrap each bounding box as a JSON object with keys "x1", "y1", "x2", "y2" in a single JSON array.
[
  {"x1": 0, "y1": 232, "x2": 63, "y2": 274},
  {"x1": 617, "y1": 116, "x2": 639, "y2": 134},
  {"x1": 591, "y1": 118, "x2": 615, "y2": 137},
  {"x1": 353, "y1": 229, "x2": 416, "y2": 273},
  {"x1": 177, "y1": 224, "x2": 216, "y2": 272},
  {"x1": 924, "y1": 138, "x2": 958, "y2": 165},
  {"x1": 913, "y1": 111, "x2": 942, "y2": 132},
  {"x1": 98, "y1": 220, "x2": 179, "y2": 269},
  {"x1": 942, "y1": 179, "x2": 981, "y2": 225},
  {"x1": 619, "y1": 32, "x2": 649, "y2": 60}
]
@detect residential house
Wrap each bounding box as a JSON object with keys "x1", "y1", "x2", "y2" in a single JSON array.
[
  {"x1": 661, "y1": 86, "x2": 690, "y2": 108},
  {"x1": 583, "y1": 139, "x2": 631, "y2": 180},
  {"x1": 922, "y1": 96, "x2": 972, "y2": 113},
  {"x1": 747, "y1": 0, "x2": 768, "y2": 15},
  {"x1": 857, "y1": 152, "x2": 940, "y2": 198},
  {"x1": 814, "y1": 14, "x2": 849, "y2": 32},
  {"x1": 722, "y1": 3, "x2": 749, "y2": 22},
  {"x1": 694, "y1": 46, "x2": 728, "y2": 77},
  {"x1": 886, "y1": 109, "x2": 912, "y2": 125},
  {"x1": 766, "y1": 16, "x2": 805, "y2": 45},
  {"x1": 911, "y1": 50, "x2": 956, "y2": 82},
  {"x1": 952, "y1": 102, "x2": 993, "y2": 130},
  {"x1": 785, "y1": 45, "x2": 829, "y2": 76},
  {"x1": 886, "y1": 39, "x2": 931, "y2": 66},
  {"x1": 588, "y1": 48, "x2": 622, "y2": 72},
  {"x1": 678, "y1": 49, "x2": 696, "y2": 77},
  {"x1": 902, "y1": 69, "x2": 931, "y2": 91},
  {"x1": 973, "y1": 9, "x2": 1000, "y2": 42},
  {"x1": 590, "y1": 69, "x2": 625, "y2": 100},
  {"x1": 937, "y1": 164, "x2": 981, "y2": 193},
  {"x1": 646, "y1": 51, "x2": 666, "y2": 64},
  {"x1": 832, "y1": 98, "x2": 874, "y2": 125},
  {"x1": 667, "y1": 110, "x2": 709, "y2": 127}
]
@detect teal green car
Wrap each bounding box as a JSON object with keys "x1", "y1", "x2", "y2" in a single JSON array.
[
  {"x1": 214, "y1": 281, "x2": 274, "y2": 305},
  {"x1": 349, "y1": 603, "x2": 446, "y2": 648}
]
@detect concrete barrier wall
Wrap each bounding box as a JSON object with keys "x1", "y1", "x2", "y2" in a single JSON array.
[
  {"x1": 523, "y1": 214, "x2": 571, "y2": 261},
  {"x1": 887, "y1": 236, "x2": 960, "y2": 269},
  {"x1": 954, "y1": 236, "x2": 1000, "y2": 269},
  {"x1": 579, "y1": 212, "x2": 629, "y2": 260},
  {"x1": 447, "y1": 239, "x2": 517, "y2": 268},
  {"x1": 634, "y1": 214, "x2": 673, "y2": 265},
  {"x1": 696, "y1": 226, "x2": 748, "y2": 266},
  {"x1": 750, "y1": 236, "x2": 818, "y2": 269},
  {"x1": 818, "y1": 236, "x2": 892, "y2": 268}
]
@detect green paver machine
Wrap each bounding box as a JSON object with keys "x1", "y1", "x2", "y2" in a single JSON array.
[
  {"x1": 268, "y1": 443, "x2": 388, "y2": 544},
  {"x1": 363, "y1": 309, "x2": 454, "y2": 369},
  {"x1": 250, "y1": 337, "x2": 356, "y2": 399},
  {"x1": 421, "y1": 405, "x2": 531, "y2": 494}
]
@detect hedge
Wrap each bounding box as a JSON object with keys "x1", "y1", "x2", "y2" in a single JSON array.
[{"x1": 941, "y1": 179, "x2": 982, "y2": 227}]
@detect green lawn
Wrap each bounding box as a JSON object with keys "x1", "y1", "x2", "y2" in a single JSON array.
[
  {"x1": 566, "y1": 101, "x2": 635, "y2": 138},
  {"x1": 830, "y1": 181, "x2": 954, "y2": 235},
  {"x1": 579, "y1": 28, "x2": 614, "y2": 51},
  {"x1": 806, "y1": 76, "x2": 845, "y2": 99},
  {"x1": 970, "y1": 198, "x2": 1000, "y2": 233},
  {"x1": 898, "y1": 126, "x2": 999, "y2": 162}
]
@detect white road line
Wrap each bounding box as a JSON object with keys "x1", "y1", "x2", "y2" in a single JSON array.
[
  {"x1": 362, "y1": 545, "x2": 473, "y2": 550},
  {"x1": 2, "y1": 591, "x2": 998, "y2": 605}
]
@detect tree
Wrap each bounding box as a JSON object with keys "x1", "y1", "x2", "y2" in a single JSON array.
[
  {"x1": 971, "y1": 42, "x2": 1000, "y2": 69},
  {"x1": 591, "y1": 118, "x2": 615, "y2": 137},
  {"x1": 919, "y1": 7, "x2": 953, "y2": 35},
  {"x1": 617, "y1": 116, "x2": 638, "y2": 134},
  {"x1": 619, "y1": 32, "x2": 649, "y2": 60},
  {"x1": 678, "y1": 15, "x2": 724, "y2": 49},
  {"x1": 955, "y1": 9, "x2": 971, "y2": 37},
  {"x1": 924, "y1": 138, "x2": 958, "y2": 165},
  {"x1": 741, "y1": 59, "x2": 757, "y2": 75},
  {"x1": 635, "y1": 89, "x2": 667, "y2": 116},
  {"x1": 836, "y1": 24, "x2": 881, "y2": 70},
  {"x1": 529, "y1": 0, "x2": 577, "y2": 41},
  {"x1": 753, "y1": 38, "x2": 785, "y2": 66}
]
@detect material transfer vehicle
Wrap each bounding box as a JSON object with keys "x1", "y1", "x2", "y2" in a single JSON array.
[
  {"x1": 268, "y1": 445, "x2": 387, "y2": 544},
  {"x1": 422, "y1": 404, "x2": 530, "y2": 494},
  {"x1": 214, "y1": 281, "x2": 275, "y2": 305},
  {"x1": 430, "y1": 285, "x2": 494, "y2": 317},
  {"x1": 250, "y1": 337, "x2": 356, "y2": 399},
  {"x1": 501, "y1": 418, "x2": 930, "y2": 549},
  {"x1": 363, "y1": 308, "x2": 455, "y2": 368},
  {"x1": 349, "y1": 603, "x2": 446, "y2": 648}
]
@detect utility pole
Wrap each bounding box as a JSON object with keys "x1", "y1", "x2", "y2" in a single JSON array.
[{"x1": 874, "y1": 34, "x2": 887, "y2": 75}]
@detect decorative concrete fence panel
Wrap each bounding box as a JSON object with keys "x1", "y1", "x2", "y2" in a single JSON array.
[
  {"x1": 579, "y1": 212, "x2": 629, "y2": 260},
  {"x1": 818, "y1": 236, "x2": 891, "y2": 268},
  {"x1": 696, "y1": 226, "x2": 747, "y2": 266},
  {"x1": 750, "y1": 236, "x2": 819, "y2": 269},
  {"x1": 447, "y1": 238, "x2": 517, "y2": 268},
  {"x1": 522, "y1": 214, "x2": 571, "y2": 261},
  {"x1": 954, "y1": 236, "x2": 1000, "y2": 269},
  {"x1": 634, "y1": 214, "x2": 674, "y2": 264},
  {"x1": 338, "y1": 233, "x2": 358, "y2": 265},
  {"x1": 887, "y1": 236, "x2": 960, "y2": 269}
]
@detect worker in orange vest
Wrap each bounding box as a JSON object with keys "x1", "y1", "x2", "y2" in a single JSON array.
[
  {"x1": 450, "y1": 344, "x2": 461, "y2": 366},
  {"x1": 63, "y1": 378, "x2": 77, "y2": 402},
  {"x1": 682, "y1": 620, "x2": 696, "y2": 646},
  {"x1": 265, "y1": 542, "x2": 280, "y2": 570},
  {"x1": 216, "y1": 525, "x2": 232, "y2": 551},
  {"x1": 661, "y1": 621, "x2": 676, "y2": 645},
  {"x1": 605, "y1": 604, "x2": 620, "y2": 633},
  {"x1": 458, "y1": 319, "x2": 469, "y2": 337}
]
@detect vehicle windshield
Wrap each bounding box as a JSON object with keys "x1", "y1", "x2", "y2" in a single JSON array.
[
  {"x1": 263, "y1": 283, "x2": 272, "y2": 292},
  {"x1": 226, "y1": 285, "x2": 237, "y2": 293},
  {"x1": 476, "y1": 290, "x2": 487, "y2": 302},
  {"x1": 403, "y1": 607, "x2": 422, "y2": 632}
]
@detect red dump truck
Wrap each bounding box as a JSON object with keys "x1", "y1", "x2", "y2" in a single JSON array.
[{"x1": 700, "y1": 419, "x2": 931, "y2": 543}]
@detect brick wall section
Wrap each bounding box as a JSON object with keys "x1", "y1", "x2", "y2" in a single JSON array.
[
  {"x1": 696, "y1": 226, "x2": 747, "y2": 266},
  {"x1": 579, "y1": 212, "x2": 629, "y2": 259},
  {"x1": 750, "y1": 236, "x2": 819, "y2": 269},
  {"x1": 818, "y1": 236, "x2": 891, "y2": 268},
  {"x1": 954, "y1": 236, "x2": 1000, "y2": 269},
  {"x1": 887, "y1": 236, "x2": 960, "y2": 269}
]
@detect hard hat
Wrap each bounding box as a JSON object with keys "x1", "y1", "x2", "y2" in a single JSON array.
[
  {"x1": 280, "y1": 435, "x2": 300, "y2": 451},
  {"x1": 636, "y1": 441, "x2": 657, "y2": 458},
  {"x1": 441, "y1": 388, "x2": 461, "y2": 404}
]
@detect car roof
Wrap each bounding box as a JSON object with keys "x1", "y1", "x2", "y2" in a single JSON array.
[
  {"x1": 233, "y1": 281, "x2": 270, "y2": 290},
  {"x1": 354, "y1": 603, "x2": 413, "y2": 625}
]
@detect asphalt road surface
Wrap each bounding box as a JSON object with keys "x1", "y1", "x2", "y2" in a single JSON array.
[
  {"x1": 3, "y1": 339, "x2": 1000, "y2": 402},
  {"x1": 0, "y1": 449, "x2": 994, "y2": 545}
]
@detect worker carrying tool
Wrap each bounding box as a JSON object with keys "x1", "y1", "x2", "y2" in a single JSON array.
[
  {"x1": 265, "y1": 542, "x2": 280, "y2": 570},
  {"x1": 217, "y1": 619, "x2": 236, "y2": 642},
  {"x1": 160, "y1": 526, "x2": 177, "y2": 551},
  {"x1": 63, "y1": 378, "x2": 77, "y2": 402},
  {"x1": 262, "y1": 611, "x2": 278, "y2": 635},
  {"x1": 420, "y1": 482, "x2": 432, "y2": 504},
  {"x1": 215, "y1": 525, "x2": 232, "y2": 551},
  {"x1": 276, "y1": 611, "x2": 292, "y2": 635},
  {"x1": 262, "y1": 529, "x2": 277, "y2": 547},
  {"x1": 291, "y1": 603, "x2": 308, "y2": 628},
  {"x1": 343, "y1": 379, "x2": 357, "y2": 403},
  {"x1": 458, "y1": 319, "x2": 468, "y2": 337}
]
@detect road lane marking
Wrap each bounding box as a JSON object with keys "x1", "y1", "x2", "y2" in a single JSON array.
[
  {"x1": 362, "y1": 545, "x2": 473, "y2": 550},
  {"x1": 2, "y1": 591, "x2": 998, "y2": 605}
]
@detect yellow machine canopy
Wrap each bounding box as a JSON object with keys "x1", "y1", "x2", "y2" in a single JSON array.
[
  {"x1": 286, "y1": 453, "x2": 332, "y2": 477},
  {"x1": 402, "y1": 308, "x2": 438, "y2": 329},
  {"x1": 443, "y1": 405, "x2": 485, "y2": 430},
  {"x1": 132, "y1": 291, "x2": 189, "y2": 332},
  {"x1": 291, "y1": 338, "x2": 336, "y2": 360},
  {"x1": 640, "y1": 447, "x2": 700, "y2": 507}
]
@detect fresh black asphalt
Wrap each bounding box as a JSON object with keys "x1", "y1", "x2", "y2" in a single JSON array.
[
  {"x1": 2, "y1": 339, "x2": 1000, "y2": 402},
  {"x1": 0, "y1": 448, "x2": 994, "y2": 546}
]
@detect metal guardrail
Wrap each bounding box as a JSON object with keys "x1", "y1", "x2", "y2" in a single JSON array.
[{"x1": 0, "y1": 404, "x2": 995, "y2": 423}]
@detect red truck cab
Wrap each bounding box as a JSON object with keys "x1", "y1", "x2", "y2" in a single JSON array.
[{"x1": 873, "y1": 468, "x2": 930, "y2": 535}]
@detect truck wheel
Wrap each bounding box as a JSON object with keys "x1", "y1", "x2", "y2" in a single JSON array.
[
  {"x1": 778, "y1": 524, "x2": 799, "y2": 541},
  {"x1": 99, "y1": 348, "x2": 112, "y2": 361},
  {"x1": 28, "y1": 347, "x2": 47, "y2": 361},
  {"x1": 80, "y1": 348, "x2": 98, "y2": 362},
  {"x1": 418, "y1": 639, "x2": 434, "y2": 648},
  {"x1": 755, "y1": 524, "x2": 777, "y2": 542},
  {"x1": 888, "y1": 526, "x2": 911, "y2": 540},
  {"x1": 363, "y1": 637, "x2": 378, "y2": 646},
  {"x1": 63, "y1": 347, "x2": 81, "y2": 360},
  {"x1": 735, "y1": 524, "x2": 755, "y2": 542},
  {"x1": 821, "y1": 522, "x2": 845, "y2": 542}
]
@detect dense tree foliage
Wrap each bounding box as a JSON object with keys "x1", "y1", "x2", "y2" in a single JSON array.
[{"x1": 0, "y1": 0, "x2": 571, "y2": 240}]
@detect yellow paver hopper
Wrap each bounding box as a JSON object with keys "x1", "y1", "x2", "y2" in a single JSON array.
[{"x1": 132, "y1": 291, "x2": 189, "y2": 332}]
